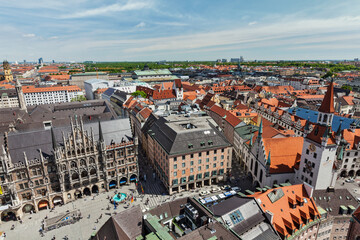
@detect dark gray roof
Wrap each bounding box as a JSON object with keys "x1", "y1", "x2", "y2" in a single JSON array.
[
  {"x1": 313, "y1": 189, "x2": 358, "y2": 216},
  {"x1": 148, "y1": 115, "x2": 230, "y2": 155},
  {"x1": 103, "y1": 87, "x2": 116, "y2": 97},
  {"x1": 96, "y1": 205, "x2": 142, "y2": 240},
  {"x1": 0, "y1": 99, "x2": 118, "y2": 134},
  {"x1": 0, "y1": 88, "x2": 17, "y2": 97},
  {"x1": 212, "y1": 195, "x2": 252, "y2": 216},
  {"x1": 7, "y1": 118, "x2": 132, "y2": 164}
]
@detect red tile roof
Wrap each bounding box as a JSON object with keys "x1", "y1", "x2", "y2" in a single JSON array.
[
  {"x1": 174, "y1": 78, "x2": 182, "y2": 88},
  {"x1": 263, "y1": 137, "x2": 303, "y2": 173},
  {"x1": 152, "y1": 89, "x2": 176, "y2": 100},
  {"x1": 210, "y1": 105, "x2": 242, "y2": 127},
  {"x1": 251, "y1": 184, "x2": 320, "y2": 239},
  {"x1": 318, "y1": 81, "x2": 335, "y2": 113},
  {"x1": 138, "y1": 107, "x2": 152, "y2": 120},
  {"x1": 22, "y1": 85, "x2": 81, "y2": 93}
]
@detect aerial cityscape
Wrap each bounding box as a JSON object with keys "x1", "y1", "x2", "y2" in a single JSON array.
[{"x1": 1, "y1": 1, "x2": 360, "y2": 240}]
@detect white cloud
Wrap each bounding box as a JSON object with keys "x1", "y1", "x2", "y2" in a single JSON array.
[
  {"x1": 135, "y1": 22, "x2": 146, "y2": 28},
  {"x1": 49, "y1": 36, "x2": 59, "y2": 39},
  {"x1": 22, "y1": 33, "x2": 36, "y2": 38},
  {"x1": 60, "y1": 0, "x2": 152, "y2": 19},
  {"x1": 248, "y1": 21, "x2": 257, "y2": 26}
]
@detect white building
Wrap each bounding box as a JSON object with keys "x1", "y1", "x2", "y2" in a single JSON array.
[
  {"x1": 84, "y1": 78, "x2": 114, "y2": 100},
  {"x1": 23, "y1": 85, "x2": 83, "y2": 106},
  {"x1": 295, "y1": 80, "x2": 339, "y2": 189}
]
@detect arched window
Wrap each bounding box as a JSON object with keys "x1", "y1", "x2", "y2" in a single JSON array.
[
  {"x1": 62, "y1": 164, "x2": 67, "y2": 171},
  {"x1": 323, "y1": 114, "x2": 328, "y2": 123},
  {"x1": 89, "y1": 158, "x2": 95, "y2": 164},
  {"x1": 80, "y1": 159, "x2": 86, "y2": 166},
  {"x1": 259, "y1": 169, "x2": 263, "y2": 183},
  {"x1": 71, "y1": 161, "x2": 77, "y2": 168},
  {"x1": 254, "y1": 162, "x2": 258, "y2": 177}
]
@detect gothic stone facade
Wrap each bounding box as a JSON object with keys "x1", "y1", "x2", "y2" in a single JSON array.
[{"x1": 0, "y1": 118, "x2": 138, "y2": 222}]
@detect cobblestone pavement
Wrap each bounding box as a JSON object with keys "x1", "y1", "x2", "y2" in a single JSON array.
[
  {"x1": 0, "y1": 182, "x2": 206, "y2": 240},
  {"x1": 0, "y1": 151, "x2": 252, "y2": 240},
  {"x1": 335, "y1": 176, "x2": 360, "y2": 200}
]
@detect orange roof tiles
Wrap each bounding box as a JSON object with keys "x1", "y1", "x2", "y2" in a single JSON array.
[
  {"x1": 251, "y1": 184, "x2": 320, "y2": 238},
  {"x1": 152, "y1": 89, "x2": 177, "y2": 100},
  {"x1": 263, "y1": 137, "x2": 303, "y2": 173},
  {"x1": 210, "y1": 105, "x2": 242, "y2": 127},
  {"x1": 22, "y1": 85, "x2": 81, "y2": 93},
  {"x1": 342, "y1": 96, "x2": 354, "y2": 105},
  {"x1": 0, "y1": 83, "x2": 15, "y2": 89},
  {"x1": 138, "y1": 107, "x2": 152, "y2": 120}
]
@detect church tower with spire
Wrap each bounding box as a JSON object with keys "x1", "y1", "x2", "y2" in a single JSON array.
[
  {"x1": 3, "y1": 60, "x2": 13, "y2": 82},
  {"x1": 296, "y1": 79, "x2": 338, "y2": 189}
]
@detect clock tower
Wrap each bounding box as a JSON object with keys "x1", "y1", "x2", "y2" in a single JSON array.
[{"x1": 296, "y1": 79, "x2": 338, "y2": 189}]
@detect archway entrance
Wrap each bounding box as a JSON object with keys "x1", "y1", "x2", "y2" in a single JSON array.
[
  {"x1": 1, "y1": 211, "x2": 16, "y2": 221},
  {"x1": 130, "y1": 174, "x2": 137, "y2": 182},
  {"x1": 340, "y1": 170, "x2": 348, "y2": 178},
  {"x1": 22, "y1": 204, "x2": 35, "y2": 214},
  {"x1": 74, "y1": 190, "x2": 82, "y2": 199},
  {"x1": 119, "y1": 177, "x2": 127, "y2": 185},
  {"x1": 91, "y1": 185, "x2": 99, "y2": 194},
  {"x1": 109, "y1": 180, "x2": 117, "y2": 189},
  {"x1": 83, "y1": 187, "x2": 91, "y2": 196},
  {"x1": 349, "y1": 170, "x2": 355, "y2": 177},
  {"x1": 356, "y1": 170, "x2": 360, "y2": 177},
  {"x1": 52, "y1": 196, "x2": 63, "y2": 206},
  {"x1": 38, "y1": 200, "x2": 49, "y2": 211}
]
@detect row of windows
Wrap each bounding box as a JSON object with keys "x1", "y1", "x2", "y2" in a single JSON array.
[
  {"x1": 174, "y1": 161, "x2": 224, "y2": 170},
  {"x1": 173, "y1": 163, "x2": 224, "y2": 176},
  {"x1": 173, "y1": 149, "x2": 226, "y2": 161},
  {"x1": 172, "y1": 170, "x2": 224, "y2": 185}
]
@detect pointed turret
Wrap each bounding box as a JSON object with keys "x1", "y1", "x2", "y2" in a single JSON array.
[
  {"x1": 337, "y1": 145, "x2": 344, "y2": 160},
  {"x1": 51, "y1": 127, "x2": 57, "y2": 150},
  {"x1": 318, "y1": 78, "x2": 335, "y2": 114},
  {"x1": 336, "y1": 121, "x2": 343, "y2": 137},
  {"x1": 266, "y1": 150, "x2": 271, "y2": 166},
  {"x1": 257, "y1": 119, "x2": 263, "y2": 141},
  {"x1": 249, "y1": 133, "x2": 253, "y2": 148},
  {"x1": 98, "y1": 120, "x2": 104, "y2": 142}
]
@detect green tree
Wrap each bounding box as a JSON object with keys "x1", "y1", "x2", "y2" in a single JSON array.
[
  {"x1": 341, "y1": 85, "x2": 353, "y2": 91},
  {"x1": 71, "y1": 95, "x2": 87, "y2": 102},
  {"x1": 131, "y1": 90, "x2": 147, "y2": 98}
]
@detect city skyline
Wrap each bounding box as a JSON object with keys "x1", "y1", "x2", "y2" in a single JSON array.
[{"x1": 1, "y1": 0, "x2": 360, "y2": 61}]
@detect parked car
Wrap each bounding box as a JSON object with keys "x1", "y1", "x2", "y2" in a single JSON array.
[
  {"x1": 345, "y1": 178, "x2": 355, "y2": 183},
  {"x1": 200, "y1": 190, "x2": 210, "y2": 196},
  {"x1": 231, "y1": 187, "x2": 241, "y2": 192},
  {"x1": 211, "y1": 187, "x2": 221, "y2": 193},
  {"x1": 221, "y1": 185, "x2": 231, "y2": 191}
]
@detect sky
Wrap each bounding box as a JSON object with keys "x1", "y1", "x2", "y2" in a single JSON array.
[{"x1": 1, "y1": 0, "x2": 360, "y2": 62}]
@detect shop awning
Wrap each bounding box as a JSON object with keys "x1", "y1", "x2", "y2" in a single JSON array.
[
  {"x1": 120, "y1": 180, "x2": 127, "y2": 184},
  {"x1": 39, "y1": 202, "x2": 48, "y2": 208},
  {"x1": 109, "y1": 183, "x2": 116, "y2": 187},
  {"x1": 54, "y1": 198, "x2": 63, "y2": 204}
]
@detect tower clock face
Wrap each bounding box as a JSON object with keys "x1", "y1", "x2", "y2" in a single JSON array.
[{"x1": 309, "y1": 144, "x2": 316, "y2": 152}]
